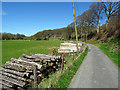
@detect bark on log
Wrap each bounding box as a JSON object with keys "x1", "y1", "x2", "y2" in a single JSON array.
[
  {"x1": 30, "y1": 74, "x2": 43, "y2": 80},
  {"x1": 2, "y1": 61, "x2": 32, "y2": 72},
  {"x1": 1, "y1": 84, "x2": 14, "y2": 90},
  {"x1": 48, "y1": 62, "x2": 54, "y2": 66},
  {"x1": 0, "y1": 80, "x2": 13, "y2": 88},
  {"x1": 11, "y1": 58, "x2": 42, "y2": 70},
  {"x1": 0, "y1": 67, "x2": 29, "y2": 78},
  {"x1": 19, "y1": 56, "x2": 43, "y2": 62},
  {"x1": 0, "y1": 75, "x2": 27, "y2": 87},
  {"x1": 34, "y1": 54, "x2": 60, "y2": 60},
  {"x1": 17, "y1": 86, "x2": 25, "y2": 90},
  {"x1": 22, "y1": 54, "x2": 36, "y2": 59},
  {"x1": 19, "y1": 56, "x2": 35, "y2": 62},
  {"x1": 0, "y1": 71, "x2": 26, "y2": 81}
]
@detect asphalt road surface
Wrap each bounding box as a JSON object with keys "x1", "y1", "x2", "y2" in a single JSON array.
[{"x1": 69, "y1": 44, "x2": 118, "y2": 88}]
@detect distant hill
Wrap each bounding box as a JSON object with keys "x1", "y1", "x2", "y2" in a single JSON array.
[
  {"x1": 32, "y1": 15, "x2": 87, "y2": 40},
  {"x1": 1, "y1": 33, "x2": 26, "y2": 40},
  {"x1": 33, "y1": 11, "x2": 119, "y2": 42},
  {"x1": 33, "y1": 28, "x2": 67, "y2": 40}
]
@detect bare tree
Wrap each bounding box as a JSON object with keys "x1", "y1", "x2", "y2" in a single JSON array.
[
  {"x1": 80, "y1": 9, "x2": 97, "y2": 41},
  {"x1": 102, "y1": 1, "x2": 120, "y2": 29},
  {"x1": 90, "y1": 2, "x2": 103, "y2": 33}
]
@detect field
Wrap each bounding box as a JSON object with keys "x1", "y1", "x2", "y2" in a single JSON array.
[
  {"x1": 2, "y1": 40, "x2": 63, "y2": 65},
  {"x1": 2, "y1": 40, "x2": 88, "y2": 88}
]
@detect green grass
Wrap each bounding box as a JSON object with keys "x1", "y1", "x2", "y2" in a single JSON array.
[
  {"x1": 87, "y1": 39, "x2": 119, "y2": 67},
  {"x1": 2, "y1": 40, "x2": 88, "y2": 88},
  {"x1": 0, "y1": 41, "x2": 2, "y2": 66},
  {"x1": 38, "y1": 46, "x2": 88, "y2": 88},
  {"x1": 2, "y1": 40, "x2": 63, "y2": 65},
  {"x1": 99, "y1": 42, "x2": 119, "y2": 67}
]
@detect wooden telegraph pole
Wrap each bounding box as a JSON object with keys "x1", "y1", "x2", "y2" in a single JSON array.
[{"x1": 72, "y1": 0, "x2": 79, "y2": 55}]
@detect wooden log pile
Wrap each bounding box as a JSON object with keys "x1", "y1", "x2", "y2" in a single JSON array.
[
  {"x1": 0, "y1": 54, "x2": 65, "y2": 89},
  {"x1": 58, "y1": 41, "x2": 86, "y2": 53}
]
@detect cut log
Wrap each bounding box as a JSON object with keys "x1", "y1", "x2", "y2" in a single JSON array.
[
  {"x1": 19, "y1": 56, "x2": 44, "y2": 62},
  {"x1": 0, "y1": 75, "x2": 27, "y2": 87},
  {"x1": 11, "y1": 58, "x2": 32, "y2": 66},
  {"x1": 47, "y1": 62, "x2": 54, "y2": 66},
  {"x1": 26, "y1": 64, "x2": 48, "y2": 73},
  {"x1": 17, "y1": 86, "x2": 24, "y2": 90},
  {"x1": 0, "y1": 71, "x2": 26, "y2": 81},
  {"x1": 53, "y1": 66, "x2": 56, "y2": 69},
  {"x1": 0, "y1": 80, "x2": 13, "y2": 88},
  {"x1": 42, "y1": 59, "x2": 51, "y2": 64},
  {"x1": 30, "y1": 74, "x2": 43, "y2": 80},
  {"x1": 19, "y1": 56, "x2": 34, "y2": 62},
  {"x1": 11, "y1": 58, "x2": 42, "y2": 70},
  {"x1": 34, "y1": 54, "x2": 60, "y2": 60},
  {"x1": 2, "y1": 61, "x2": 32, "y2": 72},
  {"x1": 22, "y1": 54, "x2": 36, "y2": 59},
  {"x1": 1, "y1": 84, "x2": 14, "y2": 90},
  {"x1": 0, "y1": 67, "x2": 29, "y2": 78},
  {"x1": 0, "y1": 79, "x2": 18, "y2": 90}
]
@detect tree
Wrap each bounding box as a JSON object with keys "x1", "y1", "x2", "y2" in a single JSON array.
[
  {"x1": 2, "y1": 33, "x2": 10, "y2": 40},
  {"x1": 0, "y1": 33, "x2": 2, "y2": 40},
  {"x1": 90, "y1": 2, "x2": 103, "y2": 33},
  {"x1": 65, "y1": 26, "x2": 74, "y2": 40},
  {"x1": 79, "y1": 9, "x2": 97, "y2": 41},
  {"x1": 102, "y1": 1, "x2": 120, "y2": 29},
  {"x1": 1, "y1": 33, "x2": 26, "y2": 40}
]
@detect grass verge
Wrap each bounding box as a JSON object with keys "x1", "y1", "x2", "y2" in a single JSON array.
[{"x1": 38, "y1": 46, "x2": 88, "y2": 88}]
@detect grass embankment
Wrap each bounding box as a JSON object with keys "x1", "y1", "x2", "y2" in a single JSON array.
[
  {"x1": 87, "y1": 39, "x2": 119, "y2": 67},
  {"x1": 2, "y1": 40, "x2": 63, "y2": 65},
  {"x1": 38, "y1": 46, "x2": 88, "y2": 88}
]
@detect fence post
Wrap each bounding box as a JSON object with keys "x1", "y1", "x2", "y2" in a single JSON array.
[
  {"x1": 56, "y1": 50, "x2": 57, "y2": 56},
  {"x1": 52, "y1": 49, "x2": 53, "y2": 56},
  {"x1": 30, "y1": 53, "x2": 33, "y2": 56},
  {"x1": 73, "y1": 50, "x2": 74, "y2": 60},
  {"x1": 62, "y1": 54, "x2": 64, "y2": 71},
  {"x1": 34, "y1": 65, "x2": 38, "y2": 89},
  {"x1": 69, "y1": 50, "x2": 70, "y2": 56},
  {"x1": 77, "y1": 49, "x2": 79, "y2": 56}
]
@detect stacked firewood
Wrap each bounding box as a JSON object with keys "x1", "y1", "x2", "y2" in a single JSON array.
[
  {"x1": 0, "y1": 54, "x2": 66, "y2": 90},
  {"x1": 58, "y1": 41, "x2": 86, "y2": 53}
]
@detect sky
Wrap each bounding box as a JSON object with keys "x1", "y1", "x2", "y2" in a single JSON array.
[{"x1": 2, "y1": 2, "x2": 93, "y2": 36}]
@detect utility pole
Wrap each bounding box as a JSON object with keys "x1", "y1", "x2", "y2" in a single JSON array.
[
  {"x1": 72, "y1": 0, "x2": 79, "y2": 55},
  {"x1": 81, "y1": 26, "x2": 82, "y2": 40}
]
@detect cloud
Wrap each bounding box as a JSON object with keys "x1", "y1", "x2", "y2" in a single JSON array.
[{"x1": 0, "y1": 11, "x2": 7, "y2": 15}]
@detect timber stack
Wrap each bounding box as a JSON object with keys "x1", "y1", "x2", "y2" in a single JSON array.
[
  {"x1": 0, "y1": 54, "x2": 65, "y2": 90},
  {"x1": 58, "y1": 41, "x2": 86, "y2": 53}
]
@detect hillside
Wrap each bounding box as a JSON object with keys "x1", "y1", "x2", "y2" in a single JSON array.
[
  {"x1": 33, "y1": 14, "x2": 119, "y2": 42},
  {"x1": 88, "y1": 14, "x2": 120, "y2": 43},
  {"x1": 33, "y1": 28, "x2": 67, "y2": 40}
]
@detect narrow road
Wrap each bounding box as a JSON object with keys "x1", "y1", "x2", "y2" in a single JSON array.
[{"x1": 69, "y1": 44, "x2": 118, "y2": 88}]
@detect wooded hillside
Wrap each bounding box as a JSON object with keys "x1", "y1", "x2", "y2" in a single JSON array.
[
  {"x1": 1, "y1": 2, "x2": 120, "y2": 42},
  {"x1": 33, "y1": 2, "x2": 120, "y2": 42}
]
